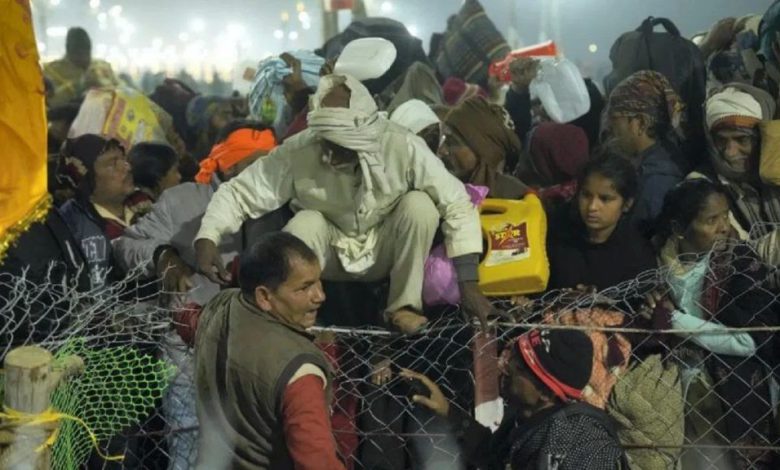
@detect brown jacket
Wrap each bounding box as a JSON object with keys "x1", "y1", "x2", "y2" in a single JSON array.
[{"x1": 194, "y1": 289, "x2": 332, "y2": 470}]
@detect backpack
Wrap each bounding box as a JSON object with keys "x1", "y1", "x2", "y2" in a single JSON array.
[
  {"x1": 433, "y1": 0, "x2": 510, "y2": 88},
  {"x1": 604, "y1": 17, "x2": 707, "y2": 159}
]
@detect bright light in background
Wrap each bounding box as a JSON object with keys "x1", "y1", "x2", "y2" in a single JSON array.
[
  {"x1": 152, "y1": 37, "x2": 164, "y2": 49},
  {"x1": 37, "y1": 42, "x2": 47, "y2": 53},
  {"x1": 407, "y1": 24, "x2": 418, "y2": 37},
  {"x1": 178, "y1": 32, "x2": 190, "y2": 42},
  {"x1": 298, "y1": 11, "x2": 310, "y2": 23},
  {"x1": 289, "y1": 31, "x2": 299, "y2": 41},
  {"x1": 302, "y1": 22, "x2": 311, "y2": 30},
  {"x1": 227, "y1": 23, "x2": 246, "y2": 38},
  {"x1": 46, "y1": 26, "x2": 67, "y2": 38},
  {"x1": 89, "y1": 0, "x2": 100, "y2": 9},
  {"x1": 97, "y1": 12, "x2": 107, "y2": 23},
  {"x1": 108, "y1": 5, "x2": 122, "y2": 18},
  {"x1": 281, "y1": 11, "x2": 290, "y2": 22},
  {"x1": 95, "y1": 43, "x2": 108, "y2": 56},
  {"x1": 189, "y1": 18, "x2": 206, "y2": 33},
  {"x1": 119, "y1": 33, "x2": 130, "y2": 45},
  {"x1": 296, "y1": 2, "x2": 305, "y2": 12},
  {"x1": 381, "y1": 1, "x2": 393, "y2": 13},
  {"x1": 273, "y1": 29, "x2": 284, "y2": 40},
  {"x1": 588, "y1": 44, "x2": 598, "y2": 53},
  {"x1": 49, "y1": 0, "x2": 61, "y2": 6}
]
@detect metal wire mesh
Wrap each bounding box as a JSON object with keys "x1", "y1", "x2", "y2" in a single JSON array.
[{"x1": 1, "y1": 237, "x2": 779, "y2": 469}]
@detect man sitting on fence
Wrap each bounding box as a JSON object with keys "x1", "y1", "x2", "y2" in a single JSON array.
[
  {"x1": 194, "y1": 73, "x2": 493, "y2": 333},
  {"x1": 194, "y1": 232, "x2": 345, "y2": 470},
  {"x1": 402, "y1": 329, "x2": 628, "y2": 469}
]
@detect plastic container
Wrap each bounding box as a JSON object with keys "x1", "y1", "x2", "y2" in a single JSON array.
[
  {"x1": 489, "y1": 40, "x2": 558, "y2": 83},
  {"x1": 478, "y1": 194, "x2": 549, "y2": 296},
  {"x1": 529, "y1": 57, "x2": 591, "y2": 124}
]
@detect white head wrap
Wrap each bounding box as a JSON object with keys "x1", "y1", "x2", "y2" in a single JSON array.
[
  {"x1": 389, "y1": 99, "x2": 440, "y2": 134},
  {"x1": 307, "y1": 74, "x2": 389, "y2": 213},
  {"x1": 705, "y1": 87, "x2": 763, "y2": 130}
]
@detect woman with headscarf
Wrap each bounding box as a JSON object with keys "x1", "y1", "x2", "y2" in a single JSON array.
[
  {"x1": 516, "y1": 122, "x2": 589, "y2": 204},
  {"x1": 604, "y1": 70, "x2": 690, "y2": 230},
  {"x1": 441, "y1": 96, "x2": 529, "y2": 199},
  {"x1": 649, "y1": 179, "x2": 779, "y2": 469}
]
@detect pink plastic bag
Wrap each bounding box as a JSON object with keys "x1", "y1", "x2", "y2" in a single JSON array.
[{"x1": 422, "y1": 185, "x2": 489, "y2": 306}]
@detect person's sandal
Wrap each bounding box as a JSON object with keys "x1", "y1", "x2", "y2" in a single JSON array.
[{"x1": 388, "y1": 308, "x2": 429, "y2": 335}]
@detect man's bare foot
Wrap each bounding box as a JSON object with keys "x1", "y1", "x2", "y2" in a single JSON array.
[{"x1": 389, "y1": 309, "x2": 428, "y2": 335}]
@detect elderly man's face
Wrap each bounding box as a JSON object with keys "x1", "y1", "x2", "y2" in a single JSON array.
[{"x1": 713, "y1": 127, "x2": 759, "y2": 174}]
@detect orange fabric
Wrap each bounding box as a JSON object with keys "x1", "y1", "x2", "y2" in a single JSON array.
[
  {"x1": 283, "y1": 374, "x2": 346, "y2": 470},
  {"x1": 0, "y1": 1, "x2": 49, "y2": 264},
  {"x1": 543, "y1": 308, "x2": 631, "y2": 409},
  {"x1": 195, "y1": 128, "x2": 277, "y2": 184},
  {"x1": 711, "y1": 116, "x2": 761, "y2": 132}
]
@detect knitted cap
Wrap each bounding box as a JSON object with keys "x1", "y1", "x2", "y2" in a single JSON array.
[{"x1": 516, "y1": 329, "x2": 593, "y2": 401}]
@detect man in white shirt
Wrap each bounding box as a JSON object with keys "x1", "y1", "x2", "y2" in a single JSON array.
[{"x1": 194, "y1": 74, "x2": 492, "y2": 333}]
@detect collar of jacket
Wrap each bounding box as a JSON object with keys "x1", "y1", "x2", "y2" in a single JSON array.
[{"x1": 237, "y1": 292, "x2": 316, "y2": 340}]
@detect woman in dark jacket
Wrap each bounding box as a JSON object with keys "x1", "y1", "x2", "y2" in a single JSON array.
[
  {"x1": 547, "y1": 153, "x2": 656, "y2": 292},
  {"x1": 650, "y1": 179, "x2": 779, "y2": 469}
]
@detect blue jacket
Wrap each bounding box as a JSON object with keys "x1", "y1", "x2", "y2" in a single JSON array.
[{"x1": 631, "y1": 141, "x2": 686, "y2": 230}]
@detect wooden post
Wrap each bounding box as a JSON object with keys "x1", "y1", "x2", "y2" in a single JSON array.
[{"x1": 0, "y1": 346, "x2": 84, "y2": 470}]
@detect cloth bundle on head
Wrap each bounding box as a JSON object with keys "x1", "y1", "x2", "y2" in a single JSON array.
[
  {"x1": 195, "y1": 128, "x2": 277, "y2": 184},
  {"x1": 445, "y1": 96, "x2": 523, "y2": 193},
  {"x1": 607, "y1": 70, "x2": 686, "y2": 139},
  {"x1": 307, "y1": 74, "x2": 389, "y2": 213},
  {"x1": 760, "y1": 1, "x2": 780, "y2": 68},
  {"x1": 57, "y1": 134, "x2": 123, "y2": 195},
  {"x1": 149, "y1": 79, "x2": 199, "y2": 142},
  {"x1": 333, "y1": 37, "x2": 397, "y2": 81},
  {"x1": 247, "y1": 50, "x2": 324, "y2": 136},
  {"x1": 705, "y1": 87, "x2": 764, "y2": 131},
  {"x1": 505, "y1": 329, "x2": 594, "y2": 402},
  {"x1": 390, "y1": 99, "x2": 440, "y2": 134},
  {"x1": 442, "y1": 77, "x2": 487, "y2": 106},
  {"x1": 185, "y1": 95, "x2": 230, "y2": 136},
  {"x1": 528, "y1": 122, "x2": 589, "y2": 185}
]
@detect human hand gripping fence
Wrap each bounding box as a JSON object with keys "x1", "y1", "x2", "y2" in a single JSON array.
[{"x1": 1, "y1": 232, "x2": 779, "y2": 469}]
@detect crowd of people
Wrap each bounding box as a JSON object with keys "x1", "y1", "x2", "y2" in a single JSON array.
[{"x1": 4, "y1": 0, "x2": 780, "y2": 468}]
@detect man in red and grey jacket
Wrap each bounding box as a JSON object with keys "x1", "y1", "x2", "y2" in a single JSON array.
[{"x1": 195, "y1": 232, "x2": 345, "y2": 470}]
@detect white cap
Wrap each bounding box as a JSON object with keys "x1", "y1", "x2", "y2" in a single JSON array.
[
  {"x1": 334, "y1": 37, "x2": 397, "y2": 81},
  {"x1": 390, "y1": 99, "x2": 440, "y2": 134}
]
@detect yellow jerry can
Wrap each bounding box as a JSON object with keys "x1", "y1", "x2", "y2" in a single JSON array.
[{"x1": 478, "y1": 194, "x2": 549, "y2": 296}]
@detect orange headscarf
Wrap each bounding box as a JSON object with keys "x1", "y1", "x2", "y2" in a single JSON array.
[{"x1": 195, "y1": 128, "x2": 277, "y2": 184}]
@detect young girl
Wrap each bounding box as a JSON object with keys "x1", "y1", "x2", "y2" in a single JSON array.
[{"x1": 546, "y1": 153, "x2": 656, "y2": 291}]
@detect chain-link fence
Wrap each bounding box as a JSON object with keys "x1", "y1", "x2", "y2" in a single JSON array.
[{"x1": 2, "y1": 237, "x2": 779, "y2": 469}]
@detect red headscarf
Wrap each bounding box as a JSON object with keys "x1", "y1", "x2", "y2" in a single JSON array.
[
  {"x1": 529, "y1": 122, "x2": 589, "y2": 185},
  {"x1": 195, "y1": 128, "x2": 277, "y2": 184}
]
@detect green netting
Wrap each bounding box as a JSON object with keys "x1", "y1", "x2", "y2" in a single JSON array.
[{"x1": 49, "y1": 340, "x2": 176, "y2": 469}]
